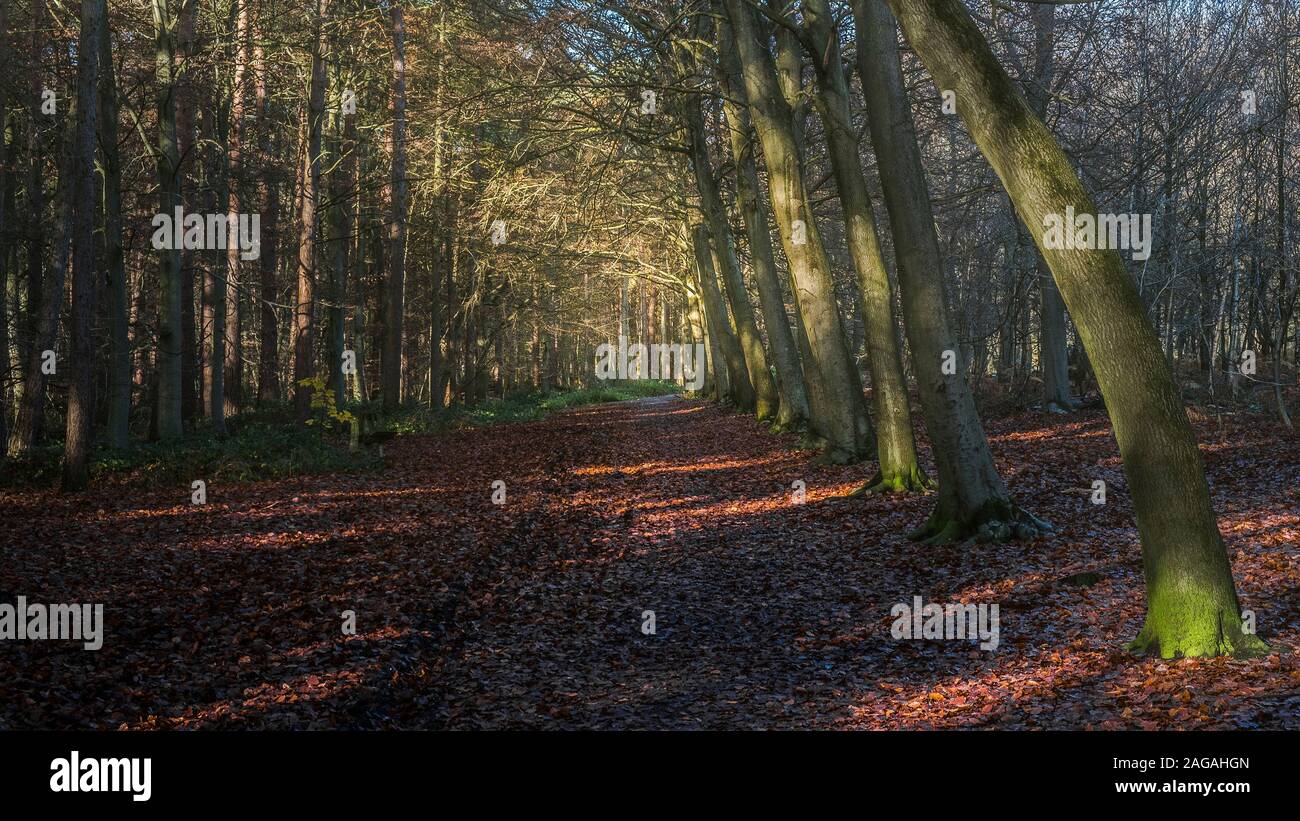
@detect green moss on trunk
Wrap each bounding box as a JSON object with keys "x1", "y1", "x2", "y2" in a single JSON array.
[
  {"x1": 1128, "y1": 608, "x2": 1268, "y2": 660},
  {"x1": 907, "y1": 498, "x2": 1050, "y2": 545},
  {"x1": 851, "y1": 463, "x2": 935, "y2": 495}
]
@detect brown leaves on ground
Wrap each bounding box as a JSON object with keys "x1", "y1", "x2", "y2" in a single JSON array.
[{"x1": 1, "y1": 395, "x2": 1296, "y2": 729}]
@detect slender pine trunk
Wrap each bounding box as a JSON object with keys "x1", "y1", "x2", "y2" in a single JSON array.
[{"x1": 61, "y1": 0, "x2": 105, "y2": 491}]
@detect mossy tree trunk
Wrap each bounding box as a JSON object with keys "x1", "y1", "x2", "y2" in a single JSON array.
[
  {"x1": 683, "y1": 89, "x2": 772, "y2": 418},
  {"x1": 800, "y1": 0, "x2": 928, "y2": 492},
  {"x1": 886, "y1": 0, "x2": 1265, "y2": 657},
  {"x1": 716, "y1": 25, "x2": 810, "y2": 430},
  {"x1": 851, "y1": 0, "x2": 1035, "y2": 540},
  {"x1": 722, "y1": 0, "x2": 870, "y2": 463},
  {"x1": 691, "y1": 223, "x2": 752, "y2": 409}
]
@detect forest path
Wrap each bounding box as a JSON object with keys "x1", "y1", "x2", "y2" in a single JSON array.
[{"x1": 2, "y1": 396, "x2": 1296, "y2": 729}]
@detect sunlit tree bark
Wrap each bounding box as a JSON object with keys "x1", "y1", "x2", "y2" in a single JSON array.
[
  {"x1": 886, "y1": 0, "x2": 1266, "y2": 657},
  {"x1": 722, "y1": 0, "x2": 870, "y2": 463},
  {"x1": 691, "y1": 224, "x2": 751, "y2": 408},
  {"x1": 382, "y1": 1, "x2": 409, "y2": 411},
  {"x1": 683, "y1": 94, "x2": 761, "y2": 413},
  {"x1": 716, "y1": 19, "x2": 810, "y2": 431},
  {"x1": 800, "y1": 0, "x2": 928, "y2": 492},
  {"x1": 848, "y1": 0, "x2": 1043, "y2": 541},
  {"x1": 293, "y1": 0, "x2": 328, "y2": 423}
]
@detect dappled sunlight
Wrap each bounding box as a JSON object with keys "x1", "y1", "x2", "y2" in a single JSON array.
[
  {"x1": 571, "y1": 452, "x2": 795, "y2": 479},
  {"x1": 6, "y1": 392, "x2": 1295, "y2": 730}
]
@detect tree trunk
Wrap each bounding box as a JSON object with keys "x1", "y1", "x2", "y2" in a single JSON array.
[
  {"x1": 9, "y1": 144, "x2": 71, "y2": 459},
  {"x1": 886, "y1": 0, "x2": 1265, "y2": 657},
  {"x1": 382, "y1": 1, "x2": 408, "y2": 411},
  {"x1": 325, "y1": 29, "x2": 349, "y2": 407},
  {"x1": 21, "y1": 0, "x2": 48, "y2": 395},
  {"x1": 691, "y1": 224, "x2": 750, "y2": 408},
  {"x1": 204, "y1": 99, "x2": 228, "y2": 436},
  {"x1": 254, "y1": 6, "x2": 280, "y2": 405},
  {"x1": 293, "y1": 0, "x2": 327, "y2": 423},
  {"x1": 722, "y1": 0, "x2": 869, "y2": 463},
  {"x1": 1026, "y1": 3, "x2": 1071, "y2": 413},
  {"x1": 676, "y1": 23, "x2": 773, "y2": 417},
  {"x1": 0, "y1": 0, "x2": 12, "y2": 453},
  {"x1": 716, "y1": 20, "x2": 810, "y2": 431},
  {"x1": 98, "y1": 7, "x2": 130, "y2": 450},
  {"x1": 852, "y1": 0, "x2": 1036, "y2": 540},
  {"x1": 224, "y1": 0, "x2": 251, "y2": 417},
  {"x1": 61, "y1": 0, "x2": 105, "y2": 490},
  {"x1": 176, "y1": 0, "x2": 197, "y2": 425},
  {"x1": 802, "y1": 0, "x2": 927, "y2": 492},
  {"x1": 153, "y1": 0, "x2": 184, "y2": 439},
  {"x1": 256, "y1": 180, "x2": 279, "y2": 405},
  {"x1": 683, "y1": 103, "x2": 758, "y2": 412}
]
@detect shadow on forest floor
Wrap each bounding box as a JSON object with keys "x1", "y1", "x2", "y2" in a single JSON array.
[{"x1": 1, "y1": 395, "x2": 1296, "y2": 729}]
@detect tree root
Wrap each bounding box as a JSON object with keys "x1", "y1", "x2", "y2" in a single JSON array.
[
  {"x1": 1127, "y1": 610, "x2": 1271, "y2": 659},
  {"x1": 907, "y1": 501, "x2": 1053, "y2": 545},
  {"x1": 848, "y1": 464, "x2": 936, "y2": 497},
  {"x1": 795, "y1": 432, "x2": 826, "y2": 452},
  {"x1": 769, "y1": 417, "x2": 807, "y2": 435},
  {"x1": 1043, "y1": 395, "x2": 1084, "y2": 414}
]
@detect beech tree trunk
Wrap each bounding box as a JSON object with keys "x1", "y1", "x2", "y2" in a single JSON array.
[
  {"x1": 683, "y1": 95, "x2": 759, "y2": 413},
  {"x1": 716, "y1": 20, "x2": 810, "y2": 431},
  {"x1": 886, "y1": 0, "x2": 1265, "y2": 657},
  {"x1": 801, "y1": 0, "x2": 927, "y2": 492},
  {"x1": 852, "y1": 0, "x2": 1034, "y2": 540},
  {"x1": 691, "y1": 224, "x2": 751, "y2": 408},
  {"x1": 722, "y1": 0, "x2": 870, "y2": 463}
]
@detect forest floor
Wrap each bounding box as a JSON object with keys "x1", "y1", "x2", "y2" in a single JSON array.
[{"x1": 2, "y1": 395, "x2": 1297, "y2": 729}]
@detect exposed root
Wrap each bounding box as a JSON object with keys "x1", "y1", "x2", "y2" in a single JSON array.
[
  {"x1": 848, "y1": 464, "x2": 937, "y2": 497},
  {"x1": 907, "y1": 500, "x2": 1053, "y2": 545},
  {"x1": 1127, "y1": 610, "x2": 1271, "y2": 659},
  {"x1": 910, "y1": 518, "x2": 963, "y2": 545},
  {"x1": 795, "y1": 432, "x2": 826, "y2": 452},
  {"x1": 768, "y1": 417, "x2": 807, "y2": 435}
]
